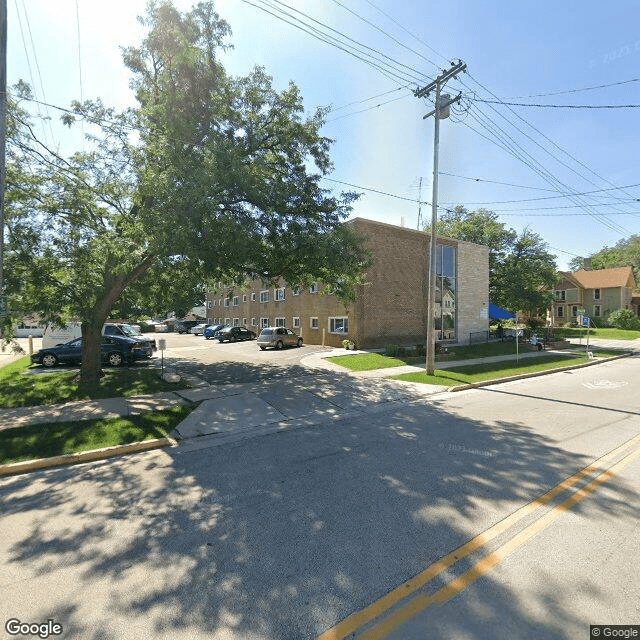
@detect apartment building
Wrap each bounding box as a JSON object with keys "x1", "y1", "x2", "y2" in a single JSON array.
[{"x1": 205, "y1": 218, "x2": 490, "y2": 348}]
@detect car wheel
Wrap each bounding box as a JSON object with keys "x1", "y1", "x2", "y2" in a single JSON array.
[
  {"x1": 41, "y1": 353, "x2": 58, "y2": 368},
  {"x1": 107, "y1": 352, "x2": 124, "y2": 367},
  {"x1": 297, "y1": 338, "x2": 303, "y2": 347},
  {"x1": 259, "y1": 346, "x2": 266, "y2": 351},
  {"x1": 275, "y1": 340, "x2": 284, "y2": 350}
]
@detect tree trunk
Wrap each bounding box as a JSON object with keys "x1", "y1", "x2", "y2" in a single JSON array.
[{"x1": 79, "y1": 319, "x2": 106, "y2": 392}]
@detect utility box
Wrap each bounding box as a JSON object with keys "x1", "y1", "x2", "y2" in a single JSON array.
[{"x1": 437, "y1": 94, "x2": 451, "y2": 119}]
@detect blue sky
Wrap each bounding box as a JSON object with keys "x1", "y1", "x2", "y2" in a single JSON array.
[{"x1": 7, "y1": 0, "x2": 640, "y2": 270}]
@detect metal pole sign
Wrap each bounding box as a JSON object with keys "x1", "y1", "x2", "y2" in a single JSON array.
[
  {"x1": 581, "y1": 316, "x2": 590, "y2": 354},
  {"x1": 158, "y1": 338, "x2": 166, "y2": 376}
]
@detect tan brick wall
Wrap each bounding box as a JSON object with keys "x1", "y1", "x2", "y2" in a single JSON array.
[{"x1": 205, "y1": 218, "x2": 489, "y2": 348}]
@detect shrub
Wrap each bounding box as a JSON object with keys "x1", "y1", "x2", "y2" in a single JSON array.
[
  {"x1": 385, "y1": 344, "x2": 400, "y2": 357},
  {"x1": 606, "y1": 308, "x2": 640, "y2": 331}
]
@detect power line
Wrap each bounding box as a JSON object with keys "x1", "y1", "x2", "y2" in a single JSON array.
[
  {"x1": 323, "y1": 176, "x2": 430, "y2": 205},
  {"x1": 506, "y1": 77, "x2": 640, "y2": 99},
  {"x1": 325, "y1": 90, "x2": 413, "y2": 122},
  {"x1": 473, "y1": 98, "x2": 640, "y2": 109}
]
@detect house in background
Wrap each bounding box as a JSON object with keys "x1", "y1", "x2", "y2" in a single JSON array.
[
  {"x1": 549, "y1": 265, "x2": 639, "y2": 324},
  {"x1": 205, "y1": 218, "x2": 489, "y2": 348}
]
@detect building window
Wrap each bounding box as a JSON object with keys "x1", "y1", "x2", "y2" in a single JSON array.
[
  {"x1": 594, "y1": 305, "x2": 601, "y2": 317},
  {"x1": 233, "y1": 296, "x2": 239, "y2": 306},
  {"x1": 243, "y1": 295, "x2": 247, "y2": 303},
  {"x1": 292, "y1": 316, "x2": 300, "y2": 329},
  {"x1": 207, "y1": 301, "x2": 212, "y2": 309},
  {"x1": 275, "y1": 317, "x2": 286, "y2": 327},
  {"x1": 292, "y1": 287, "x2": 300, "y2": 296},
  {"x1": 329, "y1": 317, "x2": 349, "y2": 334},
  {"x1": 251, "y1": 318, "x2": 257, "y2": 326},
  {"x1": 594, "y1": 288, "x2": 601, "y2": 300},
  {"x1": 260, "y1": 290, "x2": 269, "y2": 303},
  {"x1": 310, "y1": 317, "x2": 319, "y2": 330},
  {"x1": 275, "y1": 288, "x2": 285, "y2": 301},
  {"x1": 571, "y1": 306, "x2": 578, "y2": 317},
  {"x1": 309, "y1": 283, "x2": 318, "y2": 294},
  {"x1": 225, "y1": 317, "x2": 231, "y2": 325},
  {"x1": 557, "y1": 307, "x2": 564, "y2": 318},
  {"x1": 224, "y1": 298, "x2": 230, "y2": 307},
  {"x1": 251, "y1": 293, "x2": 256, "y2": 302},
  {"x1": 555, "y1": 290, "x2": 566, "y2": 301},
  {"x1": 260, "y1": 317, "x2": 269, "y2": 328},
  {"x1": 232, "y1": 318, "x2": 239, "y2": 326},
  {"x1": 243, "y1": 318, "x2": 247, "y2": 326}
]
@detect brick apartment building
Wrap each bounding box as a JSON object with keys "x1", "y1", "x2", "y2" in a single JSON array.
[{"x1": 205, "y1": 218, "x2": 490, "y2": 349}]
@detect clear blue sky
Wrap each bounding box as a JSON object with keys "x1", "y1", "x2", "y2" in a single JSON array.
[{"x1": 7, "y1": 0, "x2": 640, "y2": 271}]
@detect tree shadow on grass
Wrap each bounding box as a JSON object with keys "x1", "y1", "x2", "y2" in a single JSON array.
[{"x1": 0, "y1": 378, "x2": 638, "y2": 639}]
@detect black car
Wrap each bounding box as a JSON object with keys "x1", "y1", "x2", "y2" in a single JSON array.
[
  {"x1": 31, "y1": 335, "x2": 153, "y2": 368},
  {"x1": 103, "y1": 323, "x2": 157, "y2": 352},
  {"x1": 214, "y1": 326, "x2": 256, "y2": 343},
  {"x1": 174, "y1": 320, "x2": 200, "y2": 334}
]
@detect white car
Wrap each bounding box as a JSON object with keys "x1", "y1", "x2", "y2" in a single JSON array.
[{"x1": 189, "y1": 323, "x2": 208, "y2": 335}]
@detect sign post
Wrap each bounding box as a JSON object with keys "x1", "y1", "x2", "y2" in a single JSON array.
[
  {"x1": 581, "y1": 315, "x2": 590, "y2": 355},
  {"x1": 158, "y1": 338, "x2": 166, "y2": 377}
]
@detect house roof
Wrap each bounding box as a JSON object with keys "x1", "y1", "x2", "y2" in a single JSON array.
[{"x1": 570, "y1": 266, "x2": 636, "y2": 290}]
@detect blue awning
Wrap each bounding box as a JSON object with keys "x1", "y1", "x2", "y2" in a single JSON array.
[{"x1": 489, "y1": 303, "x2": 515, "y2": 320}]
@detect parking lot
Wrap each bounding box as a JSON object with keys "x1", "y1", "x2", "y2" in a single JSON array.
[{"x1": 158, "y1": 331, "x2": 329, "y2": 385}]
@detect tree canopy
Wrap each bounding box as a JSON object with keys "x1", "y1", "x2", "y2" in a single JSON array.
[
  {"x1": 2, "y1": 1, "x2": 370, "y2": 387},
  {"x1": 568, "y1": 235, "x2": 640, "y2": 274},
  {"x1": 433, "y1": 206, "x2": 557, "y2": 315}
]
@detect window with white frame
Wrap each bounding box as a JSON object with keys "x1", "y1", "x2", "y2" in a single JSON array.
[
  {"x1": 224, "y1": 298, "x2": 230, "y2": 307},
  {"x1": 251, "y1": 292, "x2": 256, "y2": 301},
  {"x1": 310, "y1": 317, "x2": 319, "y2": 330},
  {"x1": 594, "y1": 288, "x2": 601, "y2": 300},
  {"x1": 292, "y1": 316, "x2": 300, "y2": 329},
  {"x1": 329, "y1": 317, "x2": 349, "y2": 334},
  {"x1": 251, "y1": 318, "x2": 257, "y2": 326},
  {"x1": 275, "y1": 287, "x2": 285, "y2": 301},
  {"x1": 243, "y1": 318, "x2": 247, "y2": 326},
  {"x1": 554, "y1": 290, "x2": 565, "y2": 301},
  {"x1": 243, "y1": 295, "x2": 247, "y2": 303},
  {"x1": 594, "y1": 305, "x2": 601, "y2": 317},
  {"x1": 225, "y1": 318, "x2": 231, "y2": 325},
  {"x1": 556, "y1": 307, "x2": 564, "y2": 318},
  {"x1": 309, "y1": 283, "x2": 318, "y2": 294},
  {"x1": 275, "y1": 317, "x2": 286, "y2": 327},
  {"x1": 260, "y1": 290, "x2": 269, "y2": 303},
  {"x1": 207, "y1": 301, "x2": 212, "y2": 309},
  {"x1": 292, "y1": 286, "x2": 300, "y2": 296},
  {"x1": 571, "y1": 306, "x2": 578, "y2": 317},
  {"x1": 233, "y1": 318, "x2": 240, "y2": 326},
  {"x1": 233, "y1": 296, "x2": 239, "y2": 306},
  {"x1": 260, "y1": 317, "x2": 269, "y2": 328}
]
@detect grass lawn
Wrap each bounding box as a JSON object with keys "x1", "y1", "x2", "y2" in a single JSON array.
[
  {"x1": 393, "y1": 353, "x2": 598, "y2": 386},
  {"x1": 0, "y1": 357, "x2": 191, "y2": 408},
  {"x1": 0, "y1": 405, "x2": 193, "y2": 465},
  {"x1": 327, "y1": 352, "x2": 408, "y2": 371},
  {"x1": 554, "y1": 327, "x2": 640, "y2": 340}
]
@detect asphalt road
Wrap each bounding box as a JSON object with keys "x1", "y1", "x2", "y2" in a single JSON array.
[{"x1": 0, "y1": 352, "x2": 638, "y2": 640}]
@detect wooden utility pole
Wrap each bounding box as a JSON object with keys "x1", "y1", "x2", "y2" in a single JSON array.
[
  {"x1": 0, "y1": 0, "x2": 6, "y2": 306},
  {"x1": 414, "y1": 61, "x2": 466, "y2": 375}
]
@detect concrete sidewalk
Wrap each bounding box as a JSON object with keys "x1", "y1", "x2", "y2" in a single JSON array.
[{"x1": 0, "y1": 340, "x2": 633, "y2": 434}]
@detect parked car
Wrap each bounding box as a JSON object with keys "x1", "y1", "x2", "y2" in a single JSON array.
[
  {"x1": 103, "y1": 323, "x2": 157, "y2": 352},
  {"x1": 203, "y1": 324, "x2": 226, "y2": 339},
  {"x1": 31, "y1": 335, "x2": 153, "y2": 368},
  {"x1": 174, "y1": 320, "x2": 200, "y2": 334},
  {"x1": 214, "y1": 326, "x2": 256, "y2": 343},
  {"x1": 257, "y1": 327, "x2": 303, "y2": 350},
  {"x1": 190, "y1": 323, "x2": 208, "y2": 335}
]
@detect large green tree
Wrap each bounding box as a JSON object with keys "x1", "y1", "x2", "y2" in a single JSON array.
[
  {"x1": 433, "y1": 206, "x2": 557, "y2": 315},
  {"x1": 3, "y1": 2, "x2": 370, "y2": 388},
  {"x1": 568, "y1": 235, "x2": 640, "y2": 273}
]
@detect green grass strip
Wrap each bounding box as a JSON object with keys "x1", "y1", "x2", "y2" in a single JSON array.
[
  {"x1": 0, "y1": 405, "x2": 193, "y2": 465},
  {"x1": 327, "y1": 353, "x2": 407, "y2": 371},
  {"x1": 0, "y1": 357, "x2": 191, "y2": 408},
  {"x1": 393, "y1": 354, "x2": 593, "y2": 386}
]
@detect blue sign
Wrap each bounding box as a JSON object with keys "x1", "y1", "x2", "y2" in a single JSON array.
[{"x1": 581, "y1": 316, "x2": 590, "y2": 328}]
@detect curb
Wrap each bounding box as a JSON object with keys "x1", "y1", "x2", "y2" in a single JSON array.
[
  {"x1": 449, "y1": 352, "x2": 631, "y2": 392},
  {"x1": 0, "y1": 437, "x2": 178, "y2": 478}
]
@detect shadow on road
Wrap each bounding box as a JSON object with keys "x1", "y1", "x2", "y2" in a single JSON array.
[{"x1": 1, "y1": 389, "x2": 638, "y2": 639}]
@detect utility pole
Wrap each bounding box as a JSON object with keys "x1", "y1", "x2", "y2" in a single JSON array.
[
  {"x1": 0, "y1": 0, "x2": 6, "y2": 312},
  {"x1": 415, "y1": 60, "x2": 466, "y2": 375}
]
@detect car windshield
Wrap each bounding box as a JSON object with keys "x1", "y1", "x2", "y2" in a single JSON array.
[
  {"x1": 120, "y1": 324, "x2": 140, "y2": 337},
  {"x1": 260, "y1": 329, "x2": 274, "y2": 336}
]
